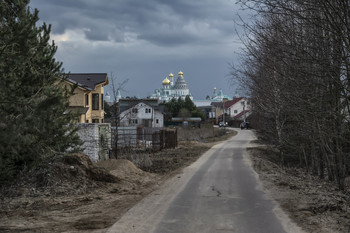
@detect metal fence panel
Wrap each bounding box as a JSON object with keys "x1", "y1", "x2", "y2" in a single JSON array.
[{"x1": 111, "y1": 126, "x2": 177, "y2": 155}]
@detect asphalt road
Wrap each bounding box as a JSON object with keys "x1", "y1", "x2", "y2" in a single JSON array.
[{"x1": 107, "y1": 129, "x2": 303, "y2": 233}]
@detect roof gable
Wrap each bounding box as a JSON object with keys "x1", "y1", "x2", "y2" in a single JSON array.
[
  {"x1": 119, "y1": 99, "x2": 164, "y2": 113},
  {"x1": 120, "y1": 101, "x2": 164, "y2": 115},
  {"x1": 224, "y1": 97, "x2": 244, "y2": 108},
  {"x1": 67, "y1": 73, "x2": 108, "y2": 91}
]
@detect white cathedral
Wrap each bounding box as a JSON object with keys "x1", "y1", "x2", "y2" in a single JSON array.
[{"x1": 149, "y1": 71, "x2": 193, "y2": 102}]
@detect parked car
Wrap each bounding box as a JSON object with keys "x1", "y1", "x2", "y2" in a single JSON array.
[
  {"x1": 240, "y1": 121, "x2": 250, "y2": 129},
  {"x1": 219, "y1": 122, "x2": 227, "y2": 127}
]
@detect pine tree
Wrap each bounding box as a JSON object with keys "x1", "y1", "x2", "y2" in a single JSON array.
[
  {"x1": 164, "y1": 96, "x2": 204, "y2": 120},
  {"x1": 184, "y1": 95, "x2": 195, "y2": 112},
  {"x1": 0, "y1": 0, "x2": 81, "y2": 184}
]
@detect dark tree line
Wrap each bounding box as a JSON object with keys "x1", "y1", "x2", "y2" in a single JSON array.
[
  {"x1": 235, "y1": 0, "x2": 350, "y2": 189},
  {"x1": 164, "y1": 96, "x2": 205, "y2": 121}
]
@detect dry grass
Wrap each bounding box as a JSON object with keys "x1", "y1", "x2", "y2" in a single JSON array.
[
  {"x1": 177, "y1": 124, "x2": 236, "y2": 142},
  {"x1": 248, "y1": 146, "x2": 350, "y2": 233},
  {"x1": 141, "y1": 127, "x2": 237, "y2": 174}
]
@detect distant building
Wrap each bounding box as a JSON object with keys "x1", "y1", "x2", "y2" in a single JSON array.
[
  {"x1": 105, "y1": 91, "x2": 111, "y2": 102},
  {"x1": 104, "y1": 89, "x2": 122, "y2": 106},
  {"x1": 119, "y1": 99, "x2": 164, "y2": 127},
  {"x1": 150, "y1": 71, "x2": 193, "y2": 102},
  {"x1": 211, "y1": 87, "x2": 233, "y2": 102},
  {"x1": 224, "y1": 97, "x2": 251, "y2": 121},
  {"x1": 193, "y1": 87, "x2": 232, "y2": 108}
]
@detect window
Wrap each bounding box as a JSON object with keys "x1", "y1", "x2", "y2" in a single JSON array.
[
  {"x1": 156, "y1": 119, "x2": 159, "y2": 124},
  {"x1": 132, "y1": 108, "x2": 138, "y2": 113},
  {"x1": 92, "y1": 94, "x2": 99, "y2": 110},
  {"x1": 101, "y1": 94, "x2": 104, "y2": 110},
  {"x1": 234, "y1": 110, "x2": 238, "y2": 114},
  {"x1": 92, "y1": 119, "x2": 99, "y2": 123},
  {"x1": 145, "y1": 108, "x2": 152, "y2": 113},
  {"x1": 129, "y1": 119, "x2": 138, "y2": 125},
  {"x1": 85, "y1": 94, "x2": 89, "y2": 106}
]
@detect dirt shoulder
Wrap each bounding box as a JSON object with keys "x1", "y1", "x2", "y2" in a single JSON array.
[
  {"x1": 247, "y1": 143, "x2": 350, "y2": 233},
  {"x1": 0, "y1": 128, "x2": 235, "y2": 233}
]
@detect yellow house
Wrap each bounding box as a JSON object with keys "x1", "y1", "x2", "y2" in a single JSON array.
[{"x1": 64, "y1": 73, "x2": 109, "y2": 123}]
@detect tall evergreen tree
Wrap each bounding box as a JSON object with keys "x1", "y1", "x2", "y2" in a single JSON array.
[
  {"x1": 184, "y1": 95, "x2": 195, "y2": 112},
  {"x1": 0, "y1": 0, "x2": 81, "y2": 184}
]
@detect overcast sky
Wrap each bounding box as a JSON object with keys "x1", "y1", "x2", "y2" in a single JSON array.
[{"x1": 29, "y1": 0, "x2": 247, "y2": 99}]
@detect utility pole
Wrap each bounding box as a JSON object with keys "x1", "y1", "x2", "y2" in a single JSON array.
[
  {"x1": 222, "y1": 100, "x2": 225, "y2": 128},
  {"x1": 242, "y1": 100, "x2": 246, "y2": 122}
]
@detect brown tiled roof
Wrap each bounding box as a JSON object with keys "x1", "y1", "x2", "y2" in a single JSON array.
[
  {"x1": 234, "y1": 110, "x2": 250, "y2": 119},
  {"x1": 224, "y1": 97, "x2": 244, "y2": 108}
]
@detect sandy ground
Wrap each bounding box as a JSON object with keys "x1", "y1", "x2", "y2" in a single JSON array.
[
  {"x1": 0, "y1": 129, "x2": 234, "y2": 233},
  {"x1": 247, "y1": 142, "x2": 350, "y2": 233},
  {"x1": 0, "y1": 155, "x2": 161, "y2": 233}
]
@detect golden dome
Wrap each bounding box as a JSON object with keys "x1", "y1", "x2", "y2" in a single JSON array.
[
  {"x1": 178, "y1": 71, "x2": 183, "y2": 76},
  {"x1": 169, "y1": 73, "x2": 174, "y2": 78},
  {"x1": 214, "y1": 87, "x2": 217, "y2": 90},
  {"x1": 162, "y1": 77, "x2": 170, "y2": 85}
]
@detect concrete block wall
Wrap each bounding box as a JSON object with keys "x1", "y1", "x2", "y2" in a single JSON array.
[{"x1": 76, "y1": 123, "x2": 111, "y2": 162}]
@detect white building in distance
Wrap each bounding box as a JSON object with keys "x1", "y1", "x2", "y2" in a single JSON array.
[{"x1": 149, "y1": 71, "x2": 193, "y2": 102}]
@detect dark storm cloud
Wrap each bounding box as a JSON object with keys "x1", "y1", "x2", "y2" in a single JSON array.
[
  {"x1": 28, "y1": 0, "x2": 247, "y2": 98},
  {"x1": 138, "y1": 33, "x2": 196, "y2": 46},
  {"x1": 30, "y1": 0, "x2": 237, "y2": 46}
]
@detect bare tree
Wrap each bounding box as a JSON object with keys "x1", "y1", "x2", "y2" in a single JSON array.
[
  {"x1": 234, "y1": 0, "x2": 350, "y2": 189},
  {"x1": 108, "y1": 72, "x2": 128, "y2": 158}
]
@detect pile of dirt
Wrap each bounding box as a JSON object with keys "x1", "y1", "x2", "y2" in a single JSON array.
[
  {"x1": 247, "y1": 145, "x2": 350, "y2": 233},
  {"x1": 96, "y1": 158, "x2": 142, "y2": 172},
  {"x1": 0, "y1": 153, "x2": 119, "y2": 198},
  {"x1": 0, "y1": 154, "x2": 159, "y2": 233},
  {"x1": 96, "y1": 159, "x2": 157, "y2": 185}
]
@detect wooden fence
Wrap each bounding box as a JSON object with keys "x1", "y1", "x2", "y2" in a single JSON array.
[
  {"x1": 110, "y1": 127, "x2": 177, "y2": 155},
  {"x1": 152, "y1": 128, "x2": 177, "y2": 151}
]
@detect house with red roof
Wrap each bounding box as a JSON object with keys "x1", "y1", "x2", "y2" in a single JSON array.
[{"x1": 224, "y1": 97, "x2": 251, "y2": 121}]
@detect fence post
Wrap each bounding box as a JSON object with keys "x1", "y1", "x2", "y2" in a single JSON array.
[
  {"x1": 160, "y1": 130, "x2": 163, "y2": 150},
  {"x1": 175, "y1": 128, "x2": 178, "y2": 148}
]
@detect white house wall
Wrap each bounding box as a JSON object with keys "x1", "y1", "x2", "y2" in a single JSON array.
[
  {"x1": 228, "y1": 98, "x2": 250, "y2": 117},
  {"x1": 120, "y1": 102, "x2": 164, "y2": 127},
  {"x1": 153, "y1": 110, "x2": 163, "y2": 127}
]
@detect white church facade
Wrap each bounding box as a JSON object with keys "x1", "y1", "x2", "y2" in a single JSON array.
[{"x1": 149, "y1": 71, "x2": 193, "y2": 102}]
